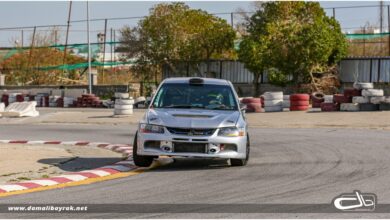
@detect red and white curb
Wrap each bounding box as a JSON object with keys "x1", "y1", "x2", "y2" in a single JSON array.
[{"x1": 0, "y1": 140, "x2": 136, "y2": 194}]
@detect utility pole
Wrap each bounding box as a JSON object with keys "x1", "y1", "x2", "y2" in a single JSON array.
[
  {"x1": 102, "y1": 19, "x2": 108, "y2": 84},
  {"x1": 21, "y1": 30, "x2": 24, "y2": 47},
  {"x1": 380, "y1": 1, "x2": 384, "y2": 33},
  {"x1": 110, "y1": 28, "x2": 113, "y2": 73},
  {"x1": 363, "y1": 27, "x2": 366, "y2": 56},
  {"x1": 62, "y1": 1, "x2": 72, "y2": 82},
  {"x1": 54, "y1": 29, "x2": 58, "y2": 44},
  {"x1": 388, "y1": 5, "x2": 390, "y2": 56},
  {"x1": 26, "y1": 26, "x2": 36, "y2": 85},
  {"x1": 230, "y1": 13, "x2": 234, "y2": 27},
  {"x1": 113, "y1": 29, "x2": 116, "y2": 74},
  {"x1": 332, "y1": 8, "x2": 336, "y2": 19},
  {"x1": 87, "y1": 0, "x2": 92, "y2": 94}
]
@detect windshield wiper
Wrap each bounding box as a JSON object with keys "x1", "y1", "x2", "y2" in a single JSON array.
[
  {"x1": 162, "y1": 105, "x2": 205, "y2": 109},
  {"x1": 206, "y1": 105, "x2": 234, "y2": 110}
]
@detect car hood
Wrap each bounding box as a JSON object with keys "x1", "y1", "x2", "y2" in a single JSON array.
[{"x1": 146, "y1": 108, "x2": 240, "y2": 128}]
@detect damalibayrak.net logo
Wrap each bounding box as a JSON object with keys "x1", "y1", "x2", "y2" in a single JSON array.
[{"x1": 333, "y1": 190, "x2": 377, "y2": 212}]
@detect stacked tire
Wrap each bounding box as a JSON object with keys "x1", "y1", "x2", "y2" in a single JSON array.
[
  {"x1": 290, "y1": 94, "x2": 310, "y2": 111},
  {"x1": 263, "y1": 92, "x2": 283, "y2": 112},
  {"x1": 241, "y1": 97, "x2": 262, "y2": 113},
  {"x1": 321, "y1": 95, "x2": 339, "y2": 111},
  {"x1": 360, "y1": 88, "x2": 384, "y2": 111},
  {"x1": 8, "y1": 93, "x2": 20, "y2": 104},
  {"x1": 379, "y1": 97, "x2": 390, "y2": 111},
  {"x1": 114, "y1": 92, "x2": 134, "y2": 116},
  {"x1": 339, "y1": 88, "x2": 362, "y2": 111},
  {"x1": 283, "y1": 95, "x2": 290, "y2": 109},
  {"x1": 49, "y1": 96, "x2": 61, "y2": 107},
  {"x1": 134, "y1": 97, "x2": 146, "y2": 108},
  {"x1": 311, "y1": 92, "x2": 324, "y2": 108},
  {"x1": 1, "y1": 94, "x2": 9, "y2": 107},
  {"x1": 63, "y1": 97, "x2": 74, "y2": 108}
]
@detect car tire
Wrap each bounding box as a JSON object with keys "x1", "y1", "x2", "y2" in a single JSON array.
[
  {"x1": 132, "y1": 132, "x2": 155, "y2": 167},
  {"x1": 231, "y1": 134, "x2": 250, "y2": 166}
]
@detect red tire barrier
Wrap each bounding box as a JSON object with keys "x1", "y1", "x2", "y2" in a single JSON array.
[
  {"x1": 290, "y1": 94, "x2": 310, "y2": 111},
  {"x1": 260, "y1": 96, "x2": 264, "y2": 107},
  {"x1": 344, "y1": 88, "x2": 361, "y2": 98},
  {"x1": 290, "y1": 100, "x2": 310, "y2": 106},
  {"x1": 290, "y1": 94, "x2": 310, "y2": 101},
  {"x1": 311, "y1": 92, "x2": 325, "y2": 102},
  {"x1": 75, "y1": 94, "x2": 102, "y2": 108},
  {"x1": 1, "y1": 94, "x2": 9, "y2": 106},
  {"x1": 241, "y1": 98, "x2": 261, "y2": 104},
  {"x1": 16, "y1": 94, "x2": 24, "y2": 102},
  {"x1": 290, "y1": 105, "x2": 309, "y2": 111},
  {"x1": 56, "y1": 97, "x2": 64, "y2": 108},
  {"x1": 333, "y1": 94, "x2": 351, "y2": 104},
  {"x1": 246, "y1": 103, "x2": 262, "y2": 113},
  {"x1": 320, "y1": 102, "x2": 340, "y2": 111}
]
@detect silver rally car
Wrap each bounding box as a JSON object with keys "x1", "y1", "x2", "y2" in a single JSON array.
[{"x1": 133, "y1": 77, "x2": 250, "y2": 167}]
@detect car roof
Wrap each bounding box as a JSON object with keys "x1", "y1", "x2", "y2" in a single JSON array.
[{"x1": 162, "y1": 77, "x2": 230, "y2": 86}]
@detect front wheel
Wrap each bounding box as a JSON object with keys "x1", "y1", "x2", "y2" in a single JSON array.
[
  {"x1": 230, "y1": 134, "x2": 250, "y2": 166},
  {"x1": 132, "y1": 132, "x2": 155, "y2": 167}
]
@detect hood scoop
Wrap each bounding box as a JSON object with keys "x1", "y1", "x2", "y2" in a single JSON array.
[{"x1": 172, "y1": 114, "x2": 213, "y2": 118}]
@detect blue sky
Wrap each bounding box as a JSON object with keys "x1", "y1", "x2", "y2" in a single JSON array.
[{"x1": 0, "y1": 1, "x2": 386, "y2": 47}]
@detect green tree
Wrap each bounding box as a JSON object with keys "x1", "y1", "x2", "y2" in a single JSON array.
[
  {"x1": 239, "y1": 2, "x2": 347, "y2": 93},
  {"x1": 238, "y1": 36, "x2": 268, "y2": 96},
  {"x1": 119, "y1": 2, "x2": 236, "y2": 80}
]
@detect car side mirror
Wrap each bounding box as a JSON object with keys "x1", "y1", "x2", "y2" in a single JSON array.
[{"x1": 240, "y1": 103, "x2": 247, "y2": 111}]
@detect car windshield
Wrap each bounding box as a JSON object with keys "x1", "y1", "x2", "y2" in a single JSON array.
[{"x1": 152, "y1": 83, "x2": 238, "y2": 110}]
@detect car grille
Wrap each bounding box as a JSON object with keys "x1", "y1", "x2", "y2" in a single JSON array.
[
  {"x1": 166, "y1": 127, "x2": 216, "y2": 136},
  {"x1": 174, "y1": 142, "x2": 206, "y2": 153}
]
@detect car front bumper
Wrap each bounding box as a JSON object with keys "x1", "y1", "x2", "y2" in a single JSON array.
[{"x1": 136, "y1": 131, "x2": 247, "y2": 159}]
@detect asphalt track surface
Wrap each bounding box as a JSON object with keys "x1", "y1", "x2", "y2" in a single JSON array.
[{"x1": 1, "y1": 124, "x2": 390, "y2": 218}]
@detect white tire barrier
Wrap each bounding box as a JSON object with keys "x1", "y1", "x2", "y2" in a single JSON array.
[
  {"x1": 114, "y1": 104, "x2": 133, "y2": 110},
  {"x1": 283, "y1": 95, "x2": 290, "y2": 108},
  {"x1": 114, "y1": 109, "x2": 133, "y2": 115},
  {"x1": 353, "y1": 82, "x2": 374, "y2": 90},
  {"x1": 115, "y1": 99, "x2": 135, "y2": 105},
  {"x1": 352, "y1": 96, "x2": 370, "y2": 104},
  {"x1": 115, "y1": 92, "x2": 129, "y2": 99},
  {"x1": 0, "y1": 102, "x2": 4, "y2": 112},
  {"x1": 264, "y1": 100, "x2": 283, "y2": 106},
  {"x1": 135, "y1": 96, "x2": 146, "y2": 103},
  {"x1": 264, "y1": 106, "x2": 283, "y2": 112},
  {"x1": 263, "y1": 92, "x2": 283, "y2": 100},
  {"x1": 63, "y1": 97, "x2": 74, "y2": 108},
  {"x1": 370, "y1": 96, "x2": 385, "y2": 104},
  {"x1": 8, "y1": 93, "x2": 20, "y2": 104},
  {"x1": 362, "y1": 89, "x2": 384, "y2": 97},
  {"x1": 114, "y1": 95, "x2": 134, "y2": 116},
  {"x1": 340, "y1": 103, "x2": 359, "y2": 112},
  {"x1": 263, "y1": 92, "x2": 283, "y2": 112},
  {"x1": 49, "y1": 96, "x2": 61, "y2": 107},
  {"x1": 324, "y1": 95, "x2": 334, "y2": 103},
  {"x1": 384, "y1": 96, "x2": 390, "y2": 104},
  {"x1": 283, "y1": 101, "x2": 290, "y2": 108}
]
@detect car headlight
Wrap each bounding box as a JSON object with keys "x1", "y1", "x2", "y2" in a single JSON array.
[
  {"x1": 139, "y1": 124, "x2": 165, "y2": 134},
  {"x1": 218, "y1": 127, "x2": 245, "y2": 137}
]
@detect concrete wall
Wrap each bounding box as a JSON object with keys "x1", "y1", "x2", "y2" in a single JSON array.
[{"x1": 2, "y1": 82, "x2": 389, "y2": 98}]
